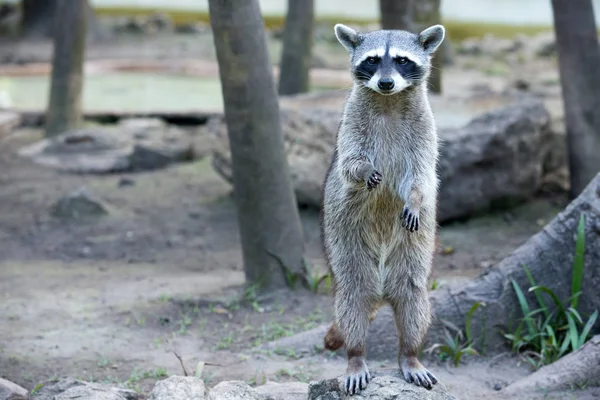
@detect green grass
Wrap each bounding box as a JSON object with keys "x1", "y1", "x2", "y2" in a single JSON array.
[
  {"x1": 504, "y1": 214, "x2": 598, "y2": 370},
  {"x1": 425, "y1": 302, "x2": 484, "y2": 366}
]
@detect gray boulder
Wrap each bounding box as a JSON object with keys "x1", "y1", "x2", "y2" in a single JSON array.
[
  {"x1": 210, "y1": 94, "x2": 553, "y2": 222},
  {"x1": 308, "y1": 374, "x2": 458, "y2": 400},
  {"x1": 18, "y1": 118, "x2": 194, "y2": 174},
  {"x1": 0, "y1": 111, "x2": 20, "y2": 139},
  {"x1": 32, "y1": 378, "x2": 138, "y2": 400},
  {"x1": 0, "y1": 378, "x2": 28, "y2": 400},
  {"x1": 149, "y1": 376, "x2": 206, "y2": 400}
]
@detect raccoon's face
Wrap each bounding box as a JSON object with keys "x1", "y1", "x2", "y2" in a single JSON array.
[{"x1": 334, "y1": 24, "x2": 445, "y2": 95}]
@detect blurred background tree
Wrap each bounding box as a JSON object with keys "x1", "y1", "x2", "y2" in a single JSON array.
[
  {"x1": 208, "y1": 0, "x2": 305, "y2": 290},
  {"x1": 45, "y1": 0, "x2": 87, "y2": 137},
  {"x1": 551, "y1": 0, "x2": 600, "y2": 198},
  {"x1": 21, "y1": 0, "x2": 103, "y2": 40},
  {"x1": 379, "y1": 0, "x2": 443, "y2": 93},
  {"x1": 278, "y1": 0, "x2": 315, "y2": 95}
]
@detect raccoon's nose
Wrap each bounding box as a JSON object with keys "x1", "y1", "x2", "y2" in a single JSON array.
[{"x1": 378, "y1": 78, "x2": 395, "y2": 91}]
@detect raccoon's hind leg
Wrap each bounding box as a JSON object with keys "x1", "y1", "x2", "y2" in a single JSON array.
[
  {"x1": 386, "y1": 246, "x2": 438, "y2": 390},
  {"x1": 330, "y1": 250, "x2": 378, "y2": 395}
]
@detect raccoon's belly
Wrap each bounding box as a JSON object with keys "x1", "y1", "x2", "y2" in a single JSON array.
[{"x1": 362, "y1": 187, "x2": 404, "y2": 247}]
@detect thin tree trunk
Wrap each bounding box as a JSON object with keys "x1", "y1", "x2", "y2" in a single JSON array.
[
  {"x1": 379, "y1": 0, "x2": 414, "y2": 31},
  {"x1": 45, "y1": 0, "x2": 87, "y2": 137},
  {"x1": 21, "y1": 0, "x2": 104, "y2": 40},
  {"x1": 208, "y1": 0, "x2": 305, "y2": 289},
  {"x1": 551, "y1": 0, "x2": 600, "y2": 198},
  {"x1": 278, "y1": 0, "x2": 314, "y2": 95},
  {"x1": 413, "y1": 0, "x2": 442, "y2": 93}
]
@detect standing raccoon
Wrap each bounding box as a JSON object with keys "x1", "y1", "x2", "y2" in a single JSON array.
[{"x1": 321, "y1": 23, "x2": 445, "y2": 395}]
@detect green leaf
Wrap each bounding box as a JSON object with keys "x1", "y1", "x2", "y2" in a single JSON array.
[
  {"x1": 529, "y1": 286, "x2": 565, "y2": 316},
  {"x1": 524, "y1": 266, "x2": 549, "y2": 320},
  {"x1": 571, "y1": 214, "x2": 585, "y2": 309},
  {"x1": 579, "y1": 310, "x2": 598, "y2": 347},
  {"x1": 511, "y1": 279, "x2": 535, "y2": 337},
  {"x1": 465, "y1": 301, "x2": 483, "y2": 343},
  {"x1": 566, "y1": 313, "x2": 580, "y2": 351}
]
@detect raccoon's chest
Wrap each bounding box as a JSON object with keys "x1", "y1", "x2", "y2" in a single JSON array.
[{"x1": 364, "y1": 115, "x2": 408, "y2": 185}]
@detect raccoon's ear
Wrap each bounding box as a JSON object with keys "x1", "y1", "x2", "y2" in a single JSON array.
[
  {"x1": 334, "y1": 24, "x2": 363, "y2": 51},
  {"x1": 417, "y1": 24, "x2": 445, "y2": 54}
]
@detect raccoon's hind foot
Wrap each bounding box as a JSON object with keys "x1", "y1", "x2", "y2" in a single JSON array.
[
  {"x1": 399, "y1": 354, "x2": 438, "y2": 390},
  {"x1": 344, "y1": 355, "x2": 371, "y2": 395}
]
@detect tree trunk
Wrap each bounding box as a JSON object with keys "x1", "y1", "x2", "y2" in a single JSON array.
[
  {"x1": 208, "y1": 0, "x2": 305, "y2": 289},
  {"x1": 45, "y1": 0, "x2": 87, "y2": 137},
  {"x1": 21, "y1": 0, "x2": 104, "y2": 40},
  {"x1": 413, "y1": 0, "x2": 442, "y2": 93},
  {"x1": 379, "y1": 0, "x2": 414, "y2": 31},
  {"x1": 551, "y1": 0, "x2": 600, "y2": 198},
  {"x1": 278, "y1": 0, "x2": 314, "y2": 95}
]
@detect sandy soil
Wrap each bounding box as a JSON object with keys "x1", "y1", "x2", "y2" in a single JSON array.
[{"x1": 0, "y1": 26, "x2": 594, "y2": 400}]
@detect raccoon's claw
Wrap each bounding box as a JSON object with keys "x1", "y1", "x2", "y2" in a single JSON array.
[
  {"x1": 401, "y1": 206, "x2": 420, "y2": 232},
  {"x1": 366, "y1": 171, "x2": 382, "y2": 191}
]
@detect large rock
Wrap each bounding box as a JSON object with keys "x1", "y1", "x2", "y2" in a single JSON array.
[
  {"x1": 149, "y1": 376, "x2": 206, "y2": 400},
  {"x1": 308, "y1": 374, "x2": 458, "y2": 400},
  {"x1": 18, "y1": 118, "x2": 194, "y2": 174},
  {"x1": 210, "y1": 94, "x2": 552, "y2": 222},
  {"x1": 0, "y1": 111, "x2": 20, "y2": 139},
  {"x1": 0, "y1": 378, "x2": 28, "y2": 400},
  {"x1": 32, "y1": 378, "x2": 138, "y2": 400}
]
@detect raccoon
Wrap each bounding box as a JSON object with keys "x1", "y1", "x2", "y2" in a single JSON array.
[{"x1": 321, "y1": 23, "x2": 446, "y2": 395}]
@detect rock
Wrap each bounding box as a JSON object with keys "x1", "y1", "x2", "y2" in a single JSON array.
[
  {"x1": 50, "y1": 187, "x2": 110, "y2": 220},
  {"x1": 18, "y1": 120, "x2": 194, "y2": 174},
  {"x1": 149, "y1": 376, "x2": 206, "y2": 400},
  {"x1": 32, "y1": 378, "x2": 138, "y2": 400},
  {"x1": 0, "y1": 378, "x2": 28, "y2": 400},
  {"x1": 209, "y1": 381, "x2": 262, "y2": 400},
  {"x1": 0, "y1": 111, "x2": 21, "y2": 139},
  {"x1": 308, "y1": 374, "x2": 458, "y2": 400},
  {"x1": 503, "y1": 335, "x2": 600, "y2": 395},
  {"x1": 210, "y1": 94, "x2": 553, "y2": 223},
  {"x1": 254, "y1": 381, "x2": 308, "y2": 400}
]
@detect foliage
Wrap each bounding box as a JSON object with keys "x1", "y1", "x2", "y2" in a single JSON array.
[
  {"x1": 504, "y1": 214, "x2": 598, "y2": 370},
  {"x1": 425, "y1": 302, "x2": 483, "y2": 366}
]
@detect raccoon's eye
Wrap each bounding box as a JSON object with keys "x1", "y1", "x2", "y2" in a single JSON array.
[
  {"x1": 366, "y1": 57, "x2": 379, "y2": 65},
  {"x1": 396, "y1": 57, "x2": 408, "y2": 65}
]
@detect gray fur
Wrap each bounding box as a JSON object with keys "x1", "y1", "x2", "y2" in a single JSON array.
[{"x1": 322, "y1": 24, "x2": 444, "y2": 395}]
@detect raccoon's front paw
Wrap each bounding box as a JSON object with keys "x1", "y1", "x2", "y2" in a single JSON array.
[
  {"x1": 366, "y1": 170, "x2": 382, "y2": 191},
  {"x1": 401, "y1": 206, "x2": 420, "y2": 232}
]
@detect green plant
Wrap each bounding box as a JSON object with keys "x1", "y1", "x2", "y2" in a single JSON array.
[
  {"x1": 425, "y1": 302, "x2": 483, "y2": 366},
  {"x1": 504, "y1": 214, "x2": 598, "y2": 370}
]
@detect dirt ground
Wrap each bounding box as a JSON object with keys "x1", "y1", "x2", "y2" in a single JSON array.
[{"x1": 0, "y1": 23, "x2": 595, "y2": 400}]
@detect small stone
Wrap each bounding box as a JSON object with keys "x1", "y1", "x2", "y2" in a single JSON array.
[
  {"x1": 0, "y1": 378, "x2": 28, "y2": 400},
  {"x1": 50, "y1": 187, "x2": 110, "y2": 220},
  {"x1": 493, "y1": 383, "x2": 502, "y2": 391},
  {"x1": 118, "y1": 177, "x2": 135, "y2": 187}
]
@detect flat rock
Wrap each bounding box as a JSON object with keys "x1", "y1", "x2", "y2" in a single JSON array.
[
  {"x1": 50, "y1": 187, "x2": 110, "y2": 220},
  {"x1": 254, "y1": 381, "x2": 309, "y2": 400},
  {"x1": 149, "y1": 376, "x2": 206, "y2": 400},
  {"x1": 17, "y1": 119, "x2": 194, "y2": 174},
  {"x1": 308, "y1": 374, "x2": 458, "y2": 400},
  {"x1": 209, "y1": 381, "x2": 262, "y2": 400},
  {"x1": 32, "y1": 378, "x2": 138, "y2": 400},
  {"x1": 210, "y1": 91, "x2": 553, "y2": 222},
  {"x1": 0, "y1": 378, "x2": 28, "y2": 400}
]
